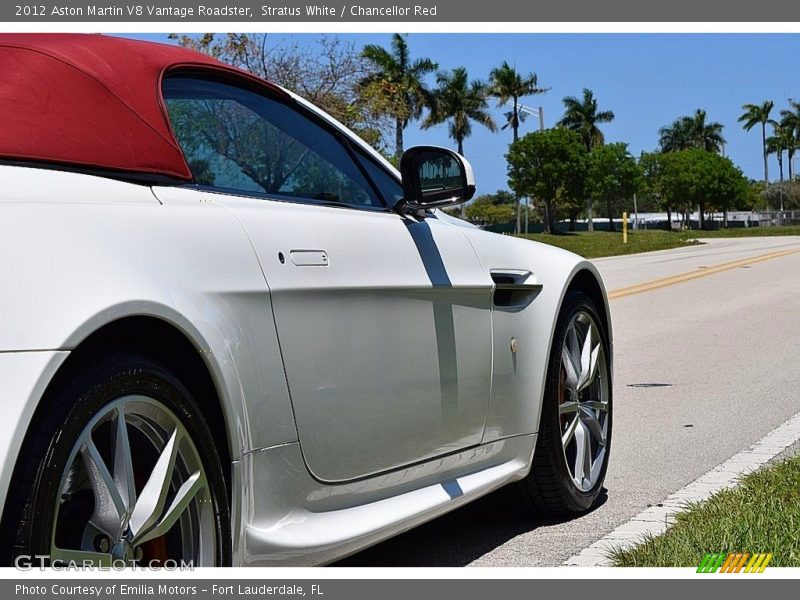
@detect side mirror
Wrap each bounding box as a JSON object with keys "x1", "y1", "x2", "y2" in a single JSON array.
[{"x1": 399, "y1": 146, "x2": 476, "y2": 210}]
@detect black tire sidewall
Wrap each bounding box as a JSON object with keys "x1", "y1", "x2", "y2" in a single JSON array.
[
  {"x1": 543, "y1": 291, "x2": 612, "y2": 512},
  {"x1": 19, "y1": 355, "x2": 231, "y2": 566}
]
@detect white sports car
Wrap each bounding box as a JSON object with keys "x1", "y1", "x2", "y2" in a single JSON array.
[{"x1": 0, "y1": 34, "x2": 612, "y2": 567}]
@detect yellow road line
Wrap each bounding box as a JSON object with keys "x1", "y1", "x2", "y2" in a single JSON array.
[{"x1": 608, "y1": 249, "x2": 800, "y2": 300}]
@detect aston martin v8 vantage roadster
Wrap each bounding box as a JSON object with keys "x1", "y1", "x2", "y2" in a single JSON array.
[{"x1": 0, "y1": 34, "x2": 612, "y2": 566}]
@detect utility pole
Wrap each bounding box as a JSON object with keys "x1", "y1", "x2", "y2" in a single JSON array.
[
  {"x1": 506, "y1": 101, "x2": 545, "y2": 234},
  {"x1": 526, "y1": 106, "x2": 545, "y2": 234}
]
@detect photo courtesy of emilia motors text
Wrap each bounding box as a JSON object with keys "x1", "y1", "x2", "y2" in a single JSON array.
[{"x1": 0, "y1": 0, "x2": 799, "y2": 596}]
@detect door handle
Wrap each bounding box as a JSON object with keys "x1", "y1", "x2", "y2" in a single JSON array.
[{"x1": 290, "y1": 250, "x2": 329, "y2": 266}]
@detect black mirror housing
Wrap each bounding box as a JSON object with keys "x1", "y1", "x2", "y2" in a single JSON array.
[{"x1": 399, "y1": 146, "x2": 476, "y2": 211}]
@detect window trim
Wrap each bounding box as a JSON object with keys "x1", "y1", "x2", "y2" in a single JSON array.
[
  {"x1": 162, "y1": 70, "x2": 399, "y2": 213},
  {"x1": 181, "y1": 181, "x2": 394, "y2": 213}
]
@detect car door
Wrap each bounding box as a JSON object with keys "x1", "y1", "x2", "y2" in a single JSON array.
[{"x1": 161, "y1": 75, "x2": 494, "y2": 482}]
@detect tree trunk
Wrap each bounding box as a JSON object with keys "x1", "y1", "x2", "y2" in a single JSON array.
[
  {"x1": 524, "y1": 197, "x2": 529, "y2": 233},
  {"x1": 762, "y1": 123, "x2": 769, "y2": 185},
  {"x1": 458, "y1": 137, "x2": 465, "y2": 218},
  {"x1": 587, "y1": 197, "x2": 594, "y2": 232},
  {"x1": 568, "y1": 211, "x2": 578, "y2": 231},
  {"x1": 666, "y1": 206, "x2": 672, "y2": 231},
  {"x1": 543, "y1": 201, "x2": 556, "y2": 234},
  {"x1": 607, "y1": 200, "x2": 615, "y2": 232},
  {"x1": 542, "y1": 202, "x2": 550, "y2": 234},
  {"x1": 723, "y1": 207, "x2": 728, "y2": 228},
  {"x1": 395, "y1": 118, "x2": 404, "y2": 161},
  {"x1": 778, "y1": 153, "x2": 784, "y2": 182},
  {"x1": 512, "y1": 99, "x2": 521, "y2": 234},
  {"x1": 699, "y1": 203, "x2": 706, "y2": 230},
  {"x1": 512, "y1": 97, "x2": 519, "y2": 144}
]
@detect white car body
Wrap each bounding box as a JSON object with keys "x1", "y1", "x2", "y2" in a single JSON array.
[{"x1": 0, "y1": 34, "x2": 612, "y2": 566}]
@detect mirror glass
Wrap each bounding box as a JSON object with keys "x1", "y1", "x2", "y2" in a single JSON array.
[{"x1": 417, "y1": 151, "x2": 464, "y2": 200}]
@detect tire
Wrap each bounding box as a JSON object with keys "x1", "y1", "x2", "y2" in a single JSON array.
[
  {"x1": 3, "y1": 353, "x2": 231, "y2": 567},
  {"x1": 512, "y1": 290, "x2": 612, "y2": 516}
]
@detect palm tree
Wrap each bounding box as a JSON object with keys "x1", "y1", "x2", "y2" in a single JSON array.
[
  {"x1": 488, "y1": 61, "x2": 548, "y2": 233},
  {"x1": 489, "y1": 61, "x2": 547, "y2": 143},
  {"x1": 780, "y1": 103, "x2": 800, "y2": 180},
  {"x1": 766, "y1": 127, "x2": 790, "y2": 213},
  {"x1": 557, "y1": 88, "x2": 615, "y2": 150},
  {"x1": 738, "y1": 100, "x2": 774, "y2": 185},
  {"x1": 686, "y1": 109, "x2": 726, "y2": 153},
  {"x1": 557, "y1": 88, "x2": 614, "y2": 231},
  {"x1": 423, "y1": 67, "x2": 497, "y2": 156},
  {"x1": 658, "y1": 118, "x2": 694, "y2": 152},
  {"x1": 423, "y1": 67, "x2": 496, "y2": 217},
  {"x1": 361, "y1": 34, "x2": 437, "y2": 160},
  {"x1": 659, "y1": 110, "x2": 726, "y2": 154},
  {"x1": 766, "y1": 130, "x2": 786, "y2": 183}
]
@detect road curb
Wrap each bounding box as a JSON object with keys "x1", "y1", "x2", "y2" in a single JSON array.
[{"x1": 564, "y1": 410, "x2": 800, "y2": 567}]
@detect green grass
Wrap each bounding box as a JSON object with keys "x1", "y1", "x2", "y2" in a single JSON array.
[
  {"x1": 514, "y1": 226, "x2": 800, "y2": 259},
  {"x1": 610, "y1": 455, "x2": 800, "y2": 567},
  {"x1": 514, "y1": 230, "x2": 700, "y2": 258}
]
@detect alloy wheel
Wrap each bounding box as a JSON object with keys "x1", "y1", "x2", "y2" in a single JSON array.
[
  {"x1": 50, "y1": 395, "x2": 216, "y2": 567},
  {"x1": 558, "y1": 311, "x2": 610, "y2": 492}
]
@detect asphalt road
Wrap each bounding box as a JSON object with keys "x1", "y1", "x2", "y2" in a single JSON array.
[{"x1": 339, "y1": 235, "x2": 800, "y2": 567}]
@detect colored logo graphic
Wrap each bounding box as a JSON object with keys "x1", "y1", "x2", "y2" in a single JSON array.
[{"x1": 697, "y1": 552, "x2": 772, "y2": 573}]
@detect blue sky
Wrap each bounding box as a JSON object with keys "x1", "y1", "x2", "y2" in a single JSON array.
[{"x1": 124, "y1": 33, "x2": 800, "y2": 196}]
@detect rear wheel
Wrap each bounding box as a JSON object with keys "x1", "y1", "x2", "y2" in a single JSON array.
[
  {"x1": 6, "y1": 355, "x2": 231, "y2": 566},
  {"x1": 513, "y1": 290, "x2": 612, "y2": 515}
]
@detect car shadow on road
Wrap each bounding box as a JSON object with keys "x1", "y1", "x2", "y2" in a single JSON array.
[{"x1": 335, "y1": 487, "x2": 609, "y2": 566}]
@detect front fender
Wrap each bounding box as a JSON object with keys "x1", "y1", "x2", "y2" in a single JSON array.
[{"x1": 459, "y1": 228, "x2": 611, "y2": 442}]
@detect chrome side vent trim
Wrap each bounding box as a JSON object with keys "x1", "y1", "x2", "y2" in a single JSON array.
[{"x1": 490, "y1": 270, "x2": 543, "y2": 309}]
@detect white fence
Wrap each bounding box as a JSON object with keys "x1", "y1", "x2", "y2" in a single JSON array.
[{"x1": 620, "y1": 211, "x2": 800, "y2": 229}]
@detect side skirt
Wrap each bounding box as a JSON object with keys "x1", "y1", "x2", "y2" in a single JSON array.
[{"x1": 232, "y1": 433, "x2": 537, "y2": 566}]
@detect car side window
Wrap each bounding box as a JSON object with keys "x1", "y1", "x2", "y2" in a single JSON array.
[
  {"x1": 162, "y1": 76, "x2": 384, "y2": 209},
  {"x1": 353, "y1": 149, "x2": 404, "y2": 208}
]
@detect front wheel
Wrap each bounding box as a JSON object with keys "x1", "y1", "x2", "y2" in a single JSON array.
[
  {"x1": 513, "y1": 290, "x2": 612, "y2": 516},
  {"x1": 6, "y1": 355, "x2": 231, "y2": 567}
]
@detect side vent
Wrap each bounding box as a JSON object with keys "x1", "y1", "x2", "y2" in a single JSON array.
[{"x1": 490, "y1": 270, "x2": 543, "y2": 309}]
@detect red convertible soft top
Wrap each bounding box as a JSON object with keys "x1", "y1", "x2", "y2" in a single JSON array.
[{"x1": 0, "y1": 34, "x2": 283, "y2": 181}]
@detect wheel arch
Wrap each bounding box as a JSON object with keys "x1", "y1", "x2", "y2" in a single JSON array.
[
  {"x1": 530, "y1": 263, "x2": 614, "y2": 436},
  {"x1": 8, "y1": 314, "x2": 235, "y2": 503},
  {"x1": 565, "y1": 266, "x2": 613, "y2": 355},
  {"x1": 68, "y1": 315, "x2": 231, "y2": 473},
  {"x1": 511, "y1": 264, "x2": 614, "y2": 515},
  {"x1": 0, "y1": 313, "x2": 240, "y2": 562}
]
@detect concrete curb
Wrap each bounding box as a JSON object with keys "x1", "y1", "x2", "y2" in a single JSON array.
[{"x1": 564, "y1": 410, "x2": 800, "y2": 566}]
